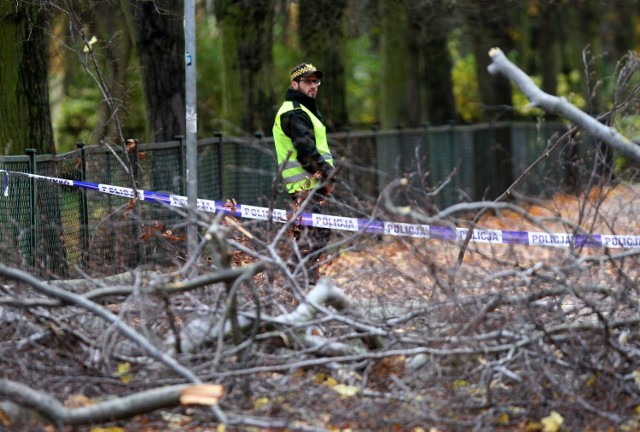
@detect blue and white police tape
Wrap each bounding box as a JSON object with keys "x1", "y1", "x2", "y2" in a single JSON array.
[{"x1": 2, "y1": 169, "x2": 639, "y2": 250}]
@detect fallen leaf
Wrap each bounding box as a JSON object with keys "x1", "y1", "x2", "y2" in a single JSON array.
[
  {"x1": 254, "y1": 396, "x2": 270, "y2": 410},
  {"x1": 332, "y1": 384, "x2": 359, "y2": 397},
  {"x1": 323, "y1": 376, "x2": 338, "y2": 387},
  {"x1": 114, "y1": 362, "x2": 133, "y2": 385},
  {"x1": 0, "y1": 408, "x2": 10, "y2": 427},
  {"x1": 540, "y1": 411, "x2": 563, "y2": 432}
]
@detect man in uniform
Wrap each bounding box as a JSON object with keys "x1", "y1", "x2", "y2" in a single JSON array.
[{"x1": 272, "y1": 62, "x2": 336, "y2": 281}]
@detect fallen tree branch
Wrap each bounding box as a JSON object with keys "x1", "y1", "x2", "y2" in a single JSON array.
[
  {"x1": 177, "y1": 278, "x2": 384, "y2": 353},
  {"x1": 0, "y1": 263, "x2": 265, "y2": 308},
  {"x1": 0, "y1": 379, "x2": 189, "y2": 426},
  {"x1": 0, "y1": 264, "x2": 199, "y2": 384},
  {"x1": 487, "y1": 47, "x2": 640, "y2": 163}
]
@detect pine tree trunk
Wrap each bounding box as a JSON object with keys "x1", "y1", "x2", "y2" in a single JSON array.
[
  {"x1": 215, "y1": 0, "x2": 275, "y2": 135},
  {"x1": 298, "y1": 0, "x2": 349, "y2": 132},
  {"x1": 378, "y1": 0, "x2": 413, "y2": 129},
  {"x1": 131, "y1": 0, "x2": 186, "y2": 142},
  {"x1": 0, "y1": 3, "x2": 55, "y2": 155},
  {"x1": 465, "y1": 0, "x2": 514, "y2": 122},
  {"x1": 418, "y1": 0, "x2": 459, "y2": 126}
]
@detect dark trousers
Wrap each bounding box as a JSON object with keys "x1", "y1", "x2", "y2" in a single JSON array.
[{"x1": 290, "y1": 190, "x2": 331, "y2": 275}]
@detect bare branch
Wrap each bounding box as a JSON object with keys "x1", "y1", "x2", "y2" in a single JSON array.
[
  {"x1": 0, "y1": 264, "x2": 199, "y2": 383},
  {"x1": 487, "y1": 47, "x2": 640, "y2": 163},
  {"x1": 0, "y1": 379, "x2": 190, "y2": 426}
]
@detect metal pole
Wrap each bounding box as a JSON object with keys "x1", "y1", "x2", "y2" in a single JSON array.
[
  {"x1": 76, "y1": 142, "x2": 89, "y2": 269},
  {"x1": 25, "y1": 148, "x2": 37, "y2": 268},
  {"x1": 185, "y1": 0, "x2": 198, "y2": 266}
]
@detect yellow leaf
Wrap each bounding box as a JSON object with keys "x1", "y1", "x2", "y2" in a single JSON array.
[
  {"x1": 114, "y1": 362, "x2": 133, "y2": 385},
  {"x1": 323, "y1": 376, "x2": 338, "y2": 387},
  {"x1": 635, "y1": 404, "x2": 640, "y2": 415},
  {"x1": 217, "y1": 425, "x2": 226, "y2": 432},
  {"x1": 83, "y1": 36, "x2": 98, "y2": 52},
  {"x1": 254, "y1": 396, "x2": 270, "y2": 410},
  {"x1": 314, "y1": 372, "x2": 329, "y2": 384},
  {"x1": 332, "y1": 384, "x2": 359, "y2": 397},
  {"x1": 497, "y1": 412, "x2": 509, "y2": 424},
  {"x1": 180, "y1": 384, "x2": 224, "y2": 406},
  {"x1": 453, "y1": 379, "x2": 469, "y2": 388},
  {"x1": 585, "y1": 373, "x2": 599, "y2": 387},
  {"x1": 540, "y1": 411, "x2": 563, "y2": 432}
]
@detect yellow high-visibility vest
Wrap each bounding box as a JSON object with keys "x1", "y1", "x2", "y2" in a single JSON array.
[{"x1": 272, "y1": 101, "x2": 334, "y2": 193}]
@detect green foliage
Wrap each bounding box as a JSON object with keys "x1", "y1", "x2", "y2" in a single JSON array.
[
  {"x1": 40, "y1": 1, "x2": 640, "y2": 152},
  {"x1": 509, "y1": 69, "x2": 586, "y2": 119},
  {"x1": 55, "y1": 87, "x2": 100, "y2": 151},
  {"x1": 449, "y1": 34, "x2": 481, "y2": 123},
  {"x1": 196, "y1": 13, "x2": 224, "y2": 137},
  {"x1": 345, "y1": 35, "x2": 379, "y2": 127},
  {"x1": 613, "y1": 114, "x2": 640, "y2": 175},
  {"x1": 557, "y1": 70, "x2": 586, "y2": 109}
]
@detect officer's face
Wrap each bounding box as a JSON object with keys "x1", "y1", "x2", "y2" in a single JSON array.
[{"x1": 292, "y1": 73, "x2": 321, "y2": 99}]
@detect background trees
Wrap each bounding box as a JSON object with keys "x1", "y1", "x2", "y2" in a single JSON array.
[
  {"x1": 3, "y1": 1, "x2": 640, "y2": 430},
  {"x1": 214, "y1": 0, "x2": 276, "y2": 135},
  {"x1": 2, "y1": 0, "x2": 639, "y2": 152}
]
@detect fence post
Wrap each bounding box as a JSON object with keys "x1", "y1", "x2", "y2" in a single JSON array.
[
  {"x1": 254, "y1": 131, "x2": 264, "y2": 204},
  {"x1": 25, "y1": 148, "x2": 37, "y2": 268},
  {"x1": 214, "y1": 131, "x2": 224, "y2": 199},
  {"x1": 127, "y1": 138, "x2": 140, "y2": 183},
  {"x1": 175, "y1": 135, "x2": 185, "y2": 195},
  {"x1": 343, "y1": 127, "x2": 351, "y2": 154},
  {"x1": 76, "y1": 142, "x2": 89, "y2": 269},
  {"x1": 422, "y1": 121, "x2": 430, "y2": 160},
  {"x1": 395, "y1": 123, "x2": 406, "y2": 176},
  {"x1": 127, "y1": 138, "x2": 143, "y2": 266},
  {"x1": 371, "y1": 124, "x2": 380, "y2": 194}
]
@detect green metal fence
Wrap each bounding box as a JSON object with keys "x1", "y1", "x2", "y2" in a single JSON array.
[{"x1": 0, "y1": 121, "x2": 580, "y2": 279}]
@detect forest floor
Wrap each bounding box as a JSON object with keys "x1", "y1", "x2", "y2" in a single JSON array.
[{"x1": 3, "y1": 184, "x2": 640, "y2": 432}]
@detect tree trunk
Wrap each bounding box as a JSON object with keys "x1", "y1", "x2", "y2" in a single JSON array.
[
  {"x1": 465, "y1": 0, "x2": 514, "y2": 122},
  {"x1": 378, "y1": 0, "x2": 417, "y2": 129},
  {"x1": 0, "y1": 2, "x2": 55, "y2": 155},
  {"x1": 298, "y1": 0, "x2": 349, "y2": 132},
  {"x1": 417, "y1": 0, "x2": 458, "y2": 126},
  {"x1": 131, "y1": 0, "x2": 186, "y2": 143},
  {"x1": 0, "y1": 3, "x2": 66, "y2": 277},
  {"x1": 84, "y1": 1, "x2": 135, "y2": 145},
  {"x1": 214, "y1": 0, "x2": 275, "y2": 135}
]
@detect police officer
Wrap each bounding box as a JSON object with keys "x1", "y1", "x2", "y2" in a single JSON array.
[{"x1": 272, "y1": 62, "x2": 336, "y2": 281}]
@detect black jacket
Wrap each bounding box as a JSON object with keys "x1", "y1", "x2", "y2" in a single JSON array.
[{"x1": 279, "y1": 89, "x2": 334, "y2": 182}]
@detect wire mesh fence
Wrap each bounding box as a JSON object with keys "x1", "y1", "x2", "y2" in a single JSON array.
[{"x1": 0, "y1": 121, "x2": 578, "y2": 279}]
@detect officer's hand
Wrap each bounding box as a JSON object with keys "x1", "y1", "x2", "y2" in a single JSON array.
[{"x1": 324, "y1": 182, "x2": 334, "y2": 194}]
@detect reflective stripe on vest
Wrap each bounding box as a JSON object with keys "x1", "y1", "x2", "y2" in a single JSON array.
[{"x1": 272, "y1": 101, "x2": 334, "y2": 193}]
